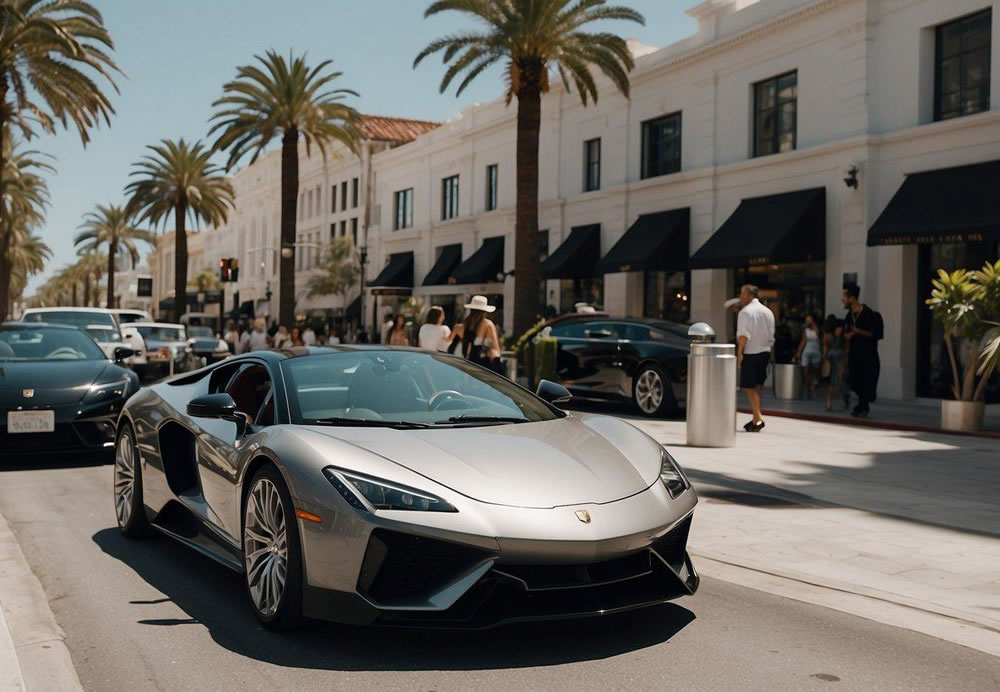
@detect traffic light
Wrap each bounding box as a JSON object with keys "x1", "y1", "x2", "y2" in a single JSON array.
[{"x1": 219, "y1": 258, "x2": 240, "y2": 283}]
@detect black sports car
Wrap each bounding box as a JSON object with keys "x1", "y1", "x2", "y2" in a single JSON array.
[
  {"x1": 0, "y1": 322, "x2": 138, "y2": 457},
  {"x1": 544, "y1": 316, "x2": 691, "y2": 417}
]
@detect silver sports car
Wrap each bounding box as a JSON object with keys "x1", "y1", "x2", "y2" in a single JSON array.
[{"x1": 114, "y1": 346, "x2": 698, "y2": 629}]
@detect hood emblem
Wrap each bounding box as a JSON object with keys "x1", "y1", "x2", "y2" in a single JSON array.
[
  {"x1": 574, "y1": 509, "x2": 591, "y2": 524},
  {"x1": 22, "y1": 389, "x2": 34, "y2": 398}
]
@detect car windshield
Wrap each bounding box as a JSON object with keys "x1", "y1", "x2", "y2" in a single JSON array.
[
  {"x1": 85, "y1": 325, "x2": 123, "y2": 343},
  {"x1": 281, "y1": 351, "x2": 562, "y2": 427},
  {"x1": 137, "y1": 326, "x2": 185, "y2": 342},
  {"x1": 115, "y1": 312, "x2": 147, "y2": 324},
  {"x1": 23, "y1": 310, "x2": 116, "y2": 330},
  {"x1": 0, "y1": 326, "x2": 107, "y2": 361},
  {"x1": 188, "y1": 326, "x2": 214, "y2": 338}
]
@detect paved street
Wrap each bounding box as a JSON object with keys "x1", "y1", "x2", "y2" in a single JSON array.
[{"x1": 1, "y1": 454, "x2": 998, "y2": 691}]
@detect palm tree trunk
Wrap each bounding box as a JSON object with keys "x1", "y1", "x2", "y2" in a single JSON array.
[
  {"x1": 0, "y1": 110, "x2": 9, "y2": 320},
  {"x1": 107, "y1": 239, "x2": 117, "y2": 308},
  {"x1": 513, "y1": 82, "x2": 542, "y2": 338},
  {"x1": 174, "y1": 202, "x2": 188, "y2": 322},
  {"x1": 83, "y1": 272, "x2": 91, "y2": 307},
  {"x1": 71, "y1": 281, "x2": 78, "y2": 307},
  {"x1": 279, "y1": 127, "x2": 299, "y2": 327}
]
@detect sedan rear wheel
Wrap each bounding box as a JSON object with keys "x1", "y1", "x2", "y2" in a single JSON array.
[
  {"x1": 243, "y1": 466, "x2": 304, "y2": 629},
  {"x1": 115, "y1": 423, "x2": 150, "y2": 537},
  {"x1": 633, "y1": 364, "x2": 675, "y2": 417}
]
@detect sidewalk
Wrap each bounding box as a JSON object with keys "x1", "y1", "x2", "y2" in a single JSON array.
[
  {"x1": 745, "y1": 388, "x2": 1000, "y2": 436},
  {"x1": 630, "y1": 414, "x2": 1000, "y2": 655}
]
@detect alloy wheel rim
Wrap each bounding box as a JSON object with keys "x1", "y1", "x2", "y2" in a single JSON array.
[
  {"x1": 114, "y1": 433, "x2": 135, "y2": 528},
  {"x1": 244, "y1": 478, "x2": 287, "y2": 616},
  {"x1": 636, "y1": 370, "x2": 663, "y2": 414}
]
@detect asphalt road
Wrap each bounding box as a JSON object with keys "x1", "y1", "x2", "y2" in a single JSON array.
[{"x1": 1, "y1": 456, "x2": 998, "y2": 692}]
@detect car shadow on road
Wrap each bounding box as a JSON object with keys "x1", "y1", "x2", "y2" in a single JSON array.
[
  {"x1": 92, "y1": 527, "x2": 696, "y2": 671},
  {"x1": 0, "y1": 453, "x2": 111, "y2": 472}
]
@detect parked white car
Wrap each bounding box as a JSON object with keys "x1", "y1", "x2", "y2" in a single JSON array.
[{"x1": 19, "y1": 308, "x2": 130, "y2": 362}]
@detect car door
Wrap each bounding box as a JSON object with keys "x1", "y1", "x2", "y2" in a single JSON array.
[
  {"x1": 551, "y1": 319, "x2": 622, "y2": 395},
  {"x1": 195, "y1": 360, "x2": 273, "y2": 541}
]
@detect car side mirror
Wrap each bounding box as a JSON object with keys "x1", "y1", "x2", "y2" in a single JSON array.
[
  {"x1": 536, "y1": 379, "x2": 572, "y2": 405},
  {"x1": 113, "y1": 346, "x2": 135, "y2": 363},
  {"x1": 187, "y1": 393, "x2": 238, "y2": 419}
]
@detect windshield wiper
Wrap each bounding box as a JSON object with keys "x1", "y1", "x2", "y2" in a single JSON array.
[
  {"x1": 435, "y1": 415, "x2": 531, "y2": 425},
  {"x1": 310, "y1": 417, "x2": 430, "y2": 429}
]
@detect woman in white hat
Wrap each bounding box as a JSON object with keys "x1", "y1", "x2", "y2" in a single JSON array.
[{"x1": 450, "y1": 295, "x2": 502, "y2": 373}]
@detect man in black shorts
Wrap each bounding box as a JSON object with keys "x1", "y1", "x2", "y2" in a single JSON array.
[{"x1": 736, "y1": 284, "x2": 775, "y2": 432}]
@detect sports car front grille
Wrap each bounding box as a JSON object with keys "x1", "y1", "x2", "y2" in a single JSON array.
[
  {"x1": 0, "y1": 423, "x2": 105, "y2": 455},
  {"x1": 651, "y1": 515, "x2": 692, "y2": 571},
  {"x1": 358, "y1": 529, "x2": 492, "y2": 604},
  {"x1": 495, "y1": 550, "x2": 652, "y2": 590}
]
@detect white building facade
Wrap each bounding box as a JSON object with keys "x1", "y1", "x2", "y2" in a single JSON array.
[{"x1": 364, "y1": 0, "x2": 1000, "y2": 402}]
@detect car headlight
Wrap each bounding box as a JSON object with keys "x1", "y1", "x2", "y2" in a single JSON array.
[
  {"x1": 323, "y1": 467, "x2": 457, "y2": 513},
  {"x1": 82, "y1": 378, "x2": 130, "y2": 403},
  {"x1": 659, "y1": 448, "x2": 691, "y2": 499}
]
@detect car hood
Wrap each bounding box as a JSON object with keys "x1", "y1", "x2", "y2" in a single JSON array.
[
  {"x1": 0, "y1": 360, "x2": 118, "y2": 405},
  {"x1": 303, "y1": 414, "x2": 663, "y2": 508}
]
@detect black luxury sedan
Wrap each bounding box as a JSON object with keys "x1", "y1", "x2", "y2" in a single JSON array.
[
  {"x1": 0, "y1": 322, "x2": 138, "y2": 457},
  {"x1": 543, "y1": 316, "x2": 691, "y2": 417}
]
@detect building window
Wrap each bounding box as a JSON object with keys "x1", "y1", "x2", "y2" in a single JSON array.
[
  {"x1": 441, "y1": 175, "x2": 459, "y2": 221},
  {"x1": 753, "y1": 71, "x2": 797, "y2": 157},
  {"x1": 350, "y1": 217, "x2": 358, "y2": 245},
  {"x1": 584, "y1": 138, "x2": 601, "y2": 191},
  {"x1": 351, "y1": 177, "x2": 359, "y2": 208},
  {"x1": 393, "y1": 188, "x2": 413, "y2": 230},
  {"x1": 330, "y1": 223, "x2": 336, "y2": 240},
  {"x1": 935, "y1": 9, "x2": 991, "y2": 121},
  {"x1": 641, "y1": 113, "x2": 681, "y2": 179},
  {"x1": 340, "y1": 181, "x2": 348, "y2": 211},
  {"x1": 340, "y1": 220, "x2": 347, "y2": 237},
  {"x1": 485, "y1": 164, "x2": 498, "y2": 211},
  {"x1": 330, "y1": 185, "x2": 337, "y2": 213}
]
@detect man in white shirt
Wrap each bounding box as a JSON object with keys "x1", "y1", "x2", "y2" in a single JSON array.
[
  {"x1": 736, "y1": 284, "x2": 775, "y2": 432},
  {"x1": 302, "y1": 326, "x2": 317, "y2": 346},
  {"x1": 247, "y1": 318, "x2": 270, "y2": 351}
]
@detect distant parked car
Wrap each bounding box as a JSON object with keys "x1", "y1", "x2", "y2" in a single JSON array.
[
  {"x1": 111, "y1": 308, "x2": 150, "y2": 325},
  {"x1": 131, "y1": 322, "x2": 195, "y2": 379},
  {"x1": 20, "y1": 307, "x2": 124, "y2": 361},
  {"x1": 543, "y1": 316, "x2": 692, "y2": 417},
  {"x1": 186, "y1": 325, "x2": 230, "y2": 365}
]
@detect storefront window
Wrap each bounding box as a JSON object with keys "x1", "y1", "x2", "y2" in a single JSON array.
[
  {"x1": 643, "y1": 270, "x2": 690, "y2": 323},
  {"x1": 560, "y1": 277, "x2": 603, "y2": 312},
  {"x1": 737, "y1": 261, "x2": 824, "y2": 364},
  {"x1": 918, "y1": 241, "x2": 1000, "y2": 401}
]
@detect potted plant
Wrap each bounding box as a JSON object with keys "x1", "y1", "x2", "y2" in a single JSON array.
[{"x1": 926, "y1": 260, "x2": 1000, "y2": 431}]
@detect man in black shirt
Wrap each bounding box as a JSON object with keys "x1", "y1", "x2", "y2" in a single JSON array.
[{"x1": 842, "y1": 283, "x2": 883, "y2": 417}]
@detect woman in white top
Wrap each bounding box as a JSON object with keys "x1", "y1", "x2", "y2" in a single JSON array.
[
  {"x1": 794, "y1": 313, "x2": 822, "y2": 398},
  {"x1": 418, "y1": 306, "x2": 452, "y2": 351}
]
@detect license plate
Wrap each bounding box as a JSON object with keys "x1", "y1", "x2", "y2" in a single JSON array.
[{"x1": 6, "y1": 410, "x2": 55, "y2": 434}]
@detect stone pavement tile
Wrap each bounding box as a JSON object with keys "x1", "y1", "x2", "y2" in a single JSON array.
[
  {"x1": 792, "y1": 541, "x2": 860, "y2": 561},
  {"x1": 844, "y1": 553, "x2": 926, "y2": 575},
  {"x1": 896, "y1": 568, "x2": 999, "y2": 591},
  {"x1": 835, "y1": 540, "x2": 917, "y2": 558}
]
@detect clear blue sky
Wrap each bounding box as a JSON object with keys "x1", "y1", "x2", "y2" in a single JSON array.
[{"x1": 27, "y1": 0, "x2": 700, "y2": 292}]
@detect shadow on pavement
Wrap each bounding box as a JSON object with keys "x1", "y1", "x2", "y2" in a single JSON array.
[
  {"x1": 0, "y1": 452, "x2": 111, "y2": 472},
  {"x1": 92, "y1": 527, "x2": 695, "y2": 671}
]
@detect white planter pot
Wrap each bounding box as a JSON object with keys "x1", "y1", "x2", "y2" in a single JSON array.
[{"x1": 940, "y1": 400, "x2": 985, "y2": 432}]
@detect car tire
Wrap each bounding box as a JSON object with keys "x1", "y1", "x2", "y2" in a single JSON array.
[
  {"x1": 114, "y1": 422, "x2": 151, "y2": 538},
  {"x1": 633, "y1": 363, "x2": 677, "y2": 418},
  {"x1": 242, "y1": 465, "x2": 305, "y2": 630}
]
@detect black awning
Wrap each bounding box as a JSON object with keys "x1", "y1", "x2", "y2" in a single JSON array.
[
  {"x1": 449, "y1": 236, "x2": 504, "y2": 284},
  {"x1": 369, "y1": 252, "x2": 414, "y2": 295},
  {"x1": 541, "y1": 224, "x2": 601, "y2": 279},
  {"x1": 158, "y1": 291, "x2": 202, "y2": 311},
  {"x1": 690, "y1": 188, "x2": 825, "y2": 269},
  {"x1": 345, "y1": 295, "x2": 361, "y2": 320},
  {"x1": 868, "y1": 159, "x2": 1000, "y2": 246},
  {"x1": 596, "y1": 209, "x2": 689, "y2": 274},
  {"x1": 422, "y1": 244, "x2": 463, "y2": 286}
]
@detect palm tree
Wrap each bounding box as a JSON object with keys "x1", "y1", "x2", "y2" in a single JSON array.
[
  {"x1": 0, "y1": 0, "x2": 120, "y2": 316},
  {"x1": 74, "y1": 203, "x2": 153, "y2": 308},
  {"x1": 414, "y1": 0, "x2": 643, "y2": 335},
  {"x1": 125, "y1": 139, "x2": 232, "y2": 322},
  {"x1": 7, "y1": 225, "x2": 49, "y2": 311},
  {"x1": 210, "y1": 50, "x2": 361, "y2": 326}
]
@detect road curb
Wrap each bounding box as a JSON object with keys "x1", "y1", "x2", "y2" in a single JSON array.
[
  {"x1": 691, "y1": 550, "x2": 1000, "y2": 658},
  {"x1": 0, "y1": 508, "x2": 82, "y2": 691}
]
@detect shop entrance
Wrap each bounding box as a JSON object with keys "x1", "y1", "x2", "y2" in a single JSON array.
[
  {"x1": 917, "y1": 242, "x2": 1000, "y2": 402},
  {"x1": 737, "y1": 261, "x2": 825, "y2": 364},
  {"x1": 643, "y1": 270, "x2": 690, "y2": 323}
]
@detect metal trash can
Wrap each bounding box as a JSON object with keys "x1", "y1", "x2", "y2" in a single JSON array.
[
  {"x1": 686, "y1": 323, "x2": 736, "y2": 448},
  {"x1": 772, "y1": 363, "x2": 802, "y2": 400}
]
